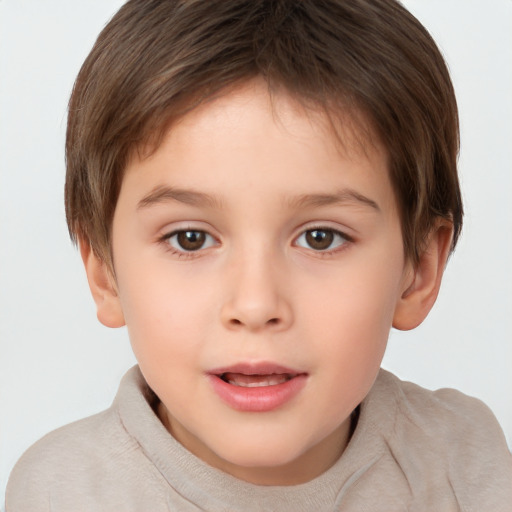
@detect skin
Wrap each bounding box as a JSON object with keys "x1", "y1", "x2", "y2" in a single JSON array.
[{"x1": 82, "y1": 79, "x2": 452, "y2": 486}]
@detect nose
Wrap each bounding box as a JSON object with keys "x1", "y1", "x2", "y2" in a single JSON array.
[{"x1": 220, "y1": 250, "x2": 293, "y2": 332}]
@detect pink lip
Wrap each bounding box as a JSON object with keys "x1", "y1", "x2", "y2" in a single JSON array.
[{"x1": 207, "y1": 362, "x2": 308, "y2": 412}]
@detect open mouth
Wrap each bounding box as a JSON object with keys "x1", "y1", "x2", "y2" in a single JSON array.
[
  {"x1": 209, "y1": 364, "x2": 308, "y2": 411},
  {"x1": 220, "y1": 372, "x2": 294, "y2": 388}
]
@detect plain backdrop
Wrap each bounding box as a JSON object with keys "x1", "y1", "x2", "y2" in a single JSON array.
[{"x1": 1, "y1": 0, "x2": 511, "y2": 506}]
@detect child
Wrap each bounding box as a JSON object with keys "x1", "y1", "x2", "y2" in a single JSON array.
[{"x1": 6, "y1": 0, "x2": 512, "y2": 510}]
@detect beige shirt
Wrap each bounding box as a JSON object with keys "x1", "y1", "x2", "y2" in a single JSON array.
[{"x1": 6, "y1": 367, "x2": 512, "y2": 511}]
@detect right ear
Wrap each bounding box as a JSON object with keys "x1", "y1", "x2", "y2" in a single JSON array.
[{"x1": 79, "y1": 239, "x2": 125, "y2": 328}]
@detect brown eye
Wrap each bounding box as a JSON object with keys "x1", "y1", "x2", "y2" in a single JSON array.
[
  {"x1": 296, "y1": 228, "x2": 348, "y2": 252},
  {"x1": 177, "y1": 231, "x2": 205, "y2": 251},
  {"x1": 166, "y1": 230, "x2": 216, "y2": 252},
  {"x1": 305, "y1": 230, "x2": 334, "y2": 250}
]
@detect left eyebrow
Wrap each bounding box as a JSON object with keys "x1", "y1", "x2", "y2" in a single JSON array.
[
  {"x1": 137, "y1": 185, "x2": 223, "y2": 210},
  {"x1": 287, "y1": 189, "x2": 381, "y2": 212}
]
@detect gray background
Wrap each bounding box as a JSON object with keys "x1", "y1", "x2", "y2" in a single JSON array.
[{"x1": 1, "y1": 0, "x2": 511, "y2": 505}]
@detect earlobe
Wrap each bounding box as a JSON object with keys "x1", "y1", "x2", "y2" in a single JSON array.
[
  {"x1": 79, "y1": 240, "x2": 125, "y2": 328},
  {"x1": 392, "y1": 220, "x2": 453, "y2": 331}
]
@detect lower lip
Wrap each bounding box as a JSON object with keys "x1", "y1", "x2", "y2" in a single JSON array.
[{"x1": 208, "y1": 374, "x2": 308, "y2": 412}]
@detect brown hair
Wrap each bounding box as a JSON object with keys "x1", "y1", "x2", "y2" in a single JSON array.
[{"x1": 65, "y1": 0, "x2": 462, "y2": 267}]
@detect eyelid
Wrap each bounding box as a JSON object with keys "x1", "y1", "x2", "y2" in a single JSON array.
[
  {"x1": 157, "y1": 221, "x2": 218, "y2": 241},
  {"x1": 293, "y1": 221, "x2": 354, "y2": 240}
]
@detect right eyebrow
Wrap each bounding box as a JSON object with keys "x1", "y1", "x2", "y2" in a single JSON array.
[{"x1": 137, "y1": 185, "x2": 222, "y2": 210}]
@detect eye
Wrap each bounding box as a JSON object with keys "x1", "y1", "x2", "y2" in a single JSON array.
[
  {"x1": 295, "y1": 228, "x2": 348, "y2": 252},
  {"x1": 165, "y1": 230, "x2": 216, "y2": 252}
]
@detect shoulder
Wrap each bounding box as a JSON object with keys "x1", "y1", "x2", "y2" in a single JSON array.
[
  {"x1": 5, "y1": 407, "x2": 135, "y2": 511},
  {"x1": 381, "y1": 370, "x2": 508, "y2": 449},
  {"x1": 373, "y1": 370, "x2": 512, "y2": 509},
  {"x1": 5, "y1": 367, "x2": 166, "y2": 511},
  {"x1": 8, "y1": 406, "x2": 126, "y2": 469}
]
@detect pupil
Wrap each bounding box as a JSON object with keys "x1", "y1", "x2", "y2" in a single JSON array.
[
  {"x1": 306, "y1": 230, "x2": 333, "y2": 250},
  {"x1": 177, "y1": 231, "x2": 205, "y2": 251}
]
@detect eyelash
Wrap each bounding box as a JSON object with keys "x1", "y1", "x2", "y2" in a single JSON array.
[{"x1": 158, "y1": 226, "x2": 353, "y2": 258}]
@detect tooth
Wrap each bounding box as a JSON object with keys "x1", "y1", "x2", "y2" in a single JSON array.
[{"x1": 226, "y1": 374, "x2": 292, "y2": 387}]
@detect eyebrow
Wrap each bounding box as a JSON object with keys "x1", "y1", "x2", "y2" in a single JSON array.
[
  {"x1": 137, "y1": 186, "x2": 222, "y2": 210},
  {"x1": 137, "y1": 185, "x2": 380, "y2": 213},
  {"x1": 287, "y1": 189, "x2": 380, "y2": 212}
]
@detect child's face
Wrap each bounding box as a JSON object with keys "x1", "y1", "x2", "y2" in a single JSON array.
[{"x1": 109, "y1": 79, "x2": 411, "y2": 484}]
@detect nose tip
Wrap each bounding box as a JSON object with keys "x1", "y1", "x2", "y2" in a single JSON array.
[{"x1": 220, "y1": 262, "x2": 293, "y2": 332}]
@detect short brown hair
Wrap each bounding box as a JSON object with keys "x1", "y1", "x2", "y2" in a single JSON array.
[{"x1": 65, "y1": 0, "x2": 462, "y2": 267}]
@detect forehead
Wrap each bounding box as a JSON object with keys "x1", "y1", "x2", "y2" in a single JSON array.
[
  {"x1": 223, "y1": 83, "x2": 373, "y2": 150},
  {"x1": 137, "y1": 78, "x2": 384, "y2": 169},
  {"x1": 123, "y1": 79, "x2": 394, "y2": 213}
]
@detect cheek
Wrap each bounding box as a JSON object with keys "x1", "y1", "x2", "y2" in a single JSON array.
[
  {"x1": 305, "y1": 292, "x2": 389, "y2": 376},
  {"x1": 298, "y1": 252, "x2": 403, "y2": 377},
  {"x1": 302, "y1": 254, "x2": 401, "y2": 332},
  {"x1": 116, "y1": 259, "x2": 217, "y2": 363}
]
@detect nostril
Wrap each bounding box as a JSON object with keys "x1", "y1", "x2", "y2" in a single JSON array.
[{"x1": 228, "y1": 317, "x2": 280, "y2": 327}]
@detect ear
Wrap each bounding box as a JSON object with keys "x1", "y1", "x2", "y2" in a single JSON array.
[
  {"x1": 79, "y1": 239, "x2": 125, "y2": 328},
  {"x1": 393, "y1": 220, "x2": 453, "y2": 331}
]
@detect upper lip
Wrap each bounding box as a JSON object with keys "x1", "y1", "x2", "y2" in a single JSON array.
[{"x1": 208, "y1": 362, "x2": 305, "y2": 377}]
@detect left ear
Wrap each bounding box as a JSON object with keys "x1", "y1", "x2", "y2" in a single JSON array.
[{"x1": 393, "y1": 220, "x2": 454, "y2": 331}]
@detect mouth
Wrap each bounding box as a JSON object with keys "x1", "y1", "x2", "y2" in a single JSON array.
[{"x1": 208, "y1": 362, "x2": 308, "y2": 412}]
